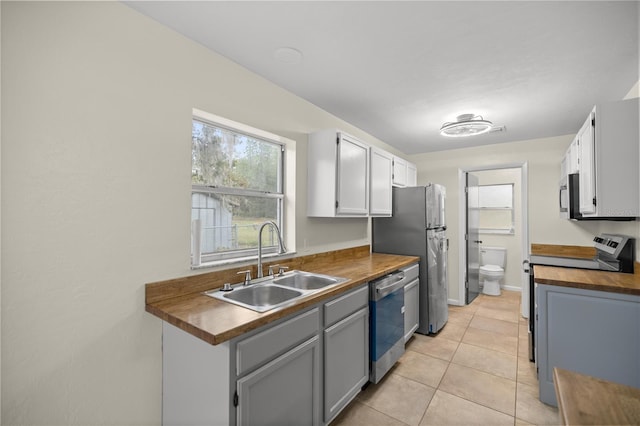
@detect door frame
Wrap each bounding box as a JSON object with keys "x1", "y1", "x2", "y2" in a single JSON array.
[
  {"x1": 456, "y1": 162, "x2": 529, "y2": 311},
  {"x1": 465, "y1": 171, "x2": 481, "y2": 305}
]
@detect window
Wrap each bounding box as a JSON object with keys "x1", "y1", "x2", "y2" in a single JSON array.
[
  {"x1": 191, "y1": 110, "x2": 286, "y2": 266},
  {"x1": 477, "y1": 184, "x2": 514, "y2": 234}
]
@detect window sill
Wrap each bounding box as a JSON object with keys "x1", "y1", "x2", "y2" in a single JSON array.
[
  {"x1": 479, "y1": 229, "x2": 514, "y2": 235},
  {"x1": 191, "y1": 251, "x2": 297, "y2": 271}
]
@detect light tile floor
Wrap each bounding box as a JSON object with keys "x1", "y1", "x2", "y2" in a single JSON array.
[{"x1": 331, "y1": 290, "x2": 560, "y2": 425}]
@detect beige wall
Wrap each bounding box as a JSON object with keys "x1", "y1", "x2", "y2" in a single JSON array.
[
  {"x1": 0, "y1": 2, "x2": 404, "y2": 424},
  {"x1": 410, "y1": 135, "x2": 640, "y2": 304}
]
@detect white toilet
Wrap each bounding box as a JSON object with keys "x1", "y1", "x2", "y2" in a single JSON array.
[{"x1": 480, "y1": 246, "x2": 506, "y2": 296}]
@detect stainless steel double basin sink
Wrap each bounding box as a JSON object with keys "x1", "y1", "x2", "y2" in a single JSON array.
[{"x1": 204, "y1": 271, "x2": 349, "y2": 312}]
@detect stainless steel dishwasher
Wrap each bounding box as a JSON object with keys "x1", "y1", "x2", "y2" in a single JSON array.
[{"x1": 369, "y1": 270, "x2": 406, "y2": 384}]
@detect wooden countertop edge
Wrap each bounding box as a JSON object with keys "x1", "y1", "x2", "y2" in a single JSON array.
[
  {"x1": 553, "y1": 368, "x2": 569, "y2": 426},
  {"x1": 533, "y1": 263, "x2": 640, "y2": 296},
  {"x1": 553, "y1": 367, "x2": 640, "y2": 425},
  {"x1": 145, "y1": 248, "x2": 420, "y2": 345}
]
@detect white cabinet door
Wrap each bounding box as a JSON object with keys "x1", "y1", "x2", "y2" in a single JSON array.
[
  {"x1": 308, "y1": 129, "x2": 371, "y2": 217},
  {"x1": 324, "y1": 308, "x2": 369, "y2": 423},
  {"x1": 573, "y1": 99, "x2": 639, "y2": 218},
  {"x1": 337, "y1": 134, "x2": 369, "y2": 215},
  {"x1": 578, "y1": 112, "x2": 596, "y2": 215},
  {"x1": 392, "y1": 156, "x2": 407, "y2": 186},
  {"x1": 407, "y1": 162, "x2": 417, "y2": 187},
  {"x1": 237, "y1": 336, "x2": 321, "y2": 425},
  {"x1": 567, "y1": 139, "x2": 579, "y2": 174},
  {"x1": 370, "y1": 147, "x2": 393, "y2": 216}
]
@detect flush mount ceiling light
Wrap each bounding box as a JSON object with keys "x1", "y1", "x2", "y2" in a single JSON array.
[
  {"x1": 273, "y1": 47, "x2": 303, "y2": 65},
  {"x1": 440, "y1": 114, "x2": 494, "y2": 137}
]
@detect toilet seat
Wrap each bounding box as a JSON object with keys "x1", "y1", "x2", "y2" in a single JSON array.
[{"x1": 480, "y1": 264, "x2": 503, "y2": 274}]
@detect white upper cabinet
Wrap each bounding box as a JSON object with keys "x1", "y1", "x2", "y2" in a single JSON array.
[
  {"x1": 561, "y1": 137, "x2": 579, "y2": 178},
  {"x1": 576, "y1": 98, "x2": 639, "y2": 219},
  {"x1": 407, "y1": 162, "x2": 418, "y2": 186},
  {"x1": 308, "y1": 130, "x2": 369, "y2": 217},
  {"x1": 392, "y1": 156, "x2": 407, "y2": 187},
  {"x1": 392, "y1": 157, "x2": 417, "y2": 187},
  {"x1": 577, "y1": 115, "x2": 596, "y2": 215},
  {"x1": 369, "y1": 147, "x2": 393, "y2": 216}
]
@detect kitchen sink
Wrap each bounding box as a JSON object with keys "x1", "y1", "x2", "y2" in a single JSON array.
[
  {"x1": 211, "y1": 284, "x2": 304, "y2": 313},
  {"x1": 205, "y1": 271, "x2": 348, "y2": 312},
  {"x1": 272, "y1": 271, "x2": 348, "y2": 290}
]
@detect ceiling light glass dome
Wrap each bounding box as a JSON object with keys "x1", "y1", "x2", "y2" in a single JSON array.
[{"x1": 440, "y1": 114, "x2": 493, "y2": 137}]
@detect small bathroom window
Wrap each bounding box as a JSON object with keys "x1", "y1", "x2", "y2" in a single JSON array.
[{"x1": 478, "y1": 184, "x2": 514, "y2": 234}]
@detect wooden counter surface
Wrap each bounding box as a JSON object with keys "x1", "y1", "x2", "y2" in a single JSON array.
[
  {"x1": 531, "y1": 243, "x2": 596, "y2": 260},
  {"x1": 554, "y1": 367, "x2": 640, "y2": 425},
  {"x1": 145, "y1": 245, "x2": 419, "y2": 345},
  {"x1": 533, "y1": 263, "x2": 640, "y2": 296},
  {"x1": 531, "y1": 243, "x2": 640, "y2": 295}
]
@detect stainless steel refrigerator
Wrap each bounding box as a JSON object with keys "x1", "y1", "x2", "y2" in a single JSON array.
[{"x1": 372, "y1": 184, "x2": 449, "y2": 334}]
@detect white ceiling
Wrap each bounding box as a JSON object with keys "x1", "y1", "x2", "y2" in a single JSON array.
[{"x1": 125, "y1": 1, "x2": 639, "y2": 154}]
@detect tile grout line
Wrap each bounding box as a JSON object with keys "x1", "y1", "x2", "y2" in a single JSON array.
[{"x1": 437, "y1": 299, "x2": 519, "y2": 423}]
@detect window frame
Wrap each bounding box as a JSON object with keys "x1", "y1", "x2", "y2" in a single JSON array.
[
  {"x1": 191, "y1": 109, "x2": 292, "y2": 267},
  {"x1": 477, "y1": 183, "x2": 515, "y2": 235}
]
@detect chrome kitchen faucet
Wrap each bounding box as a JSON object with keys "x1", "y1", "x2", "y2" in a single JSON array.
[{"x1": 257, "y1": 221, "x2": 287, "y2": 278}]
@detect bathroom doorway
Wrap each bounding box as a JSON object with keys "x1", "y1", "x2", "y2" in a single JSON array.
[{"x1": 457, "y1": 163, "x2": 529, "y2": 316}]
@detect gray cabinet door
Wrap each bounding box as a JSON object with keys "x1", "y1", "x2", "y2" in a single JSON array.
[
  {"x1": 404, "y1": 278, "x2": 420, "y2": 342},
  {"x1": 537, "y1": 284, "x2": 640, "y2": 406},
  {"x1": 324, "y1": 307, "x2": 369, "y2": 422},
  {"x1": 237, "y1": 336, "x2": 320, "y2": 425}
]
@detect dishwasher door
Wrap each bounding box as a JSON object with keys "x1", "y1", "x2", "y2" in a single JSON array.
[{"x1": 369, "y1": 272, "x2": 405, "y2": 384}]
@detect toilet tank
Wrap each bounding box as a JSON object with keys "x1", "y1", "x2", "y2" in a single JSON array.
[{"x1": 481, "y1": 246, "x2": 507, "y2": 268}]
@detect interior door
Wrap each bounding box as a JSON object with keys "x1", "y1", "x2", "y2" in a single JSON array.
[{"x1": 466, "y1": 173, "x2": 481, "y2": 304}]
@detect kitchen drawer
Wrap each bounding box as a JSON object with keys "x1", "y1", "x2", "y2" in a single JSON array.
[
  {"x1": 401, "y1": 263, "x2": 419, "y2": 281},
  {"x1": 237, "y1": 307, "x2": 319, "y2": 376},
  {"x1": 324, "y1": 285, "x2": 368, "y2": 327}
]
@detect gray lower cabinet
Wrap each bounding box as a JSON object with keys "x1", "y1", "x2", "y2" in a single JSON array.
[
  {"x1": 237, "y1": 336, "x2": 320, "y2": 425},
  {"x1": 323, "y1": 285, "x2": 369, "y2": 423},
  {"x1": 536, "y1": 283, "x2": 640, "y2": 406},
  {"x1": 162, "y1": 284, "x2": 370, "y2": 426},
  {"x1": 404, "y1": 277, "x2": 419, "y2": 343},
  {"x1": 324, "y1": 307, "x2": 369, "y2": 422},
  {"x1": 235, "y1": 307, "x2": 321, "y2": 425}
]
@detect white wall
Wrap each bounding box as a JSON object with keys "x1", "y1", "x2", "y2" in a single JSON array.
[
  {"x1": 411, "y1": 134, "x2": 640, "y2": 304},
  {"x1": 0, "y1": 2, "x2": 405, "y2": 424}
]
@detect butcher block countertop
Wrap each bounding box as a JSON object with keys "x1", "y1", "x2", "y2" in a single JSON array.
[
  {"x1": 145, "y1": 245, "x2": 419, "y2": 345},
  {"x1": 531, "y1": 243, "x2": 640, "y2": 296},
  {"x1": 533, "y1": 264, "x2": 640, "y2": 295},
  {"x1": 554, "y1": 367, "x2": 640, "y2": 425},
  {"x1": 530, "y1": 243, "x2": 596, "y2": 260}
]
